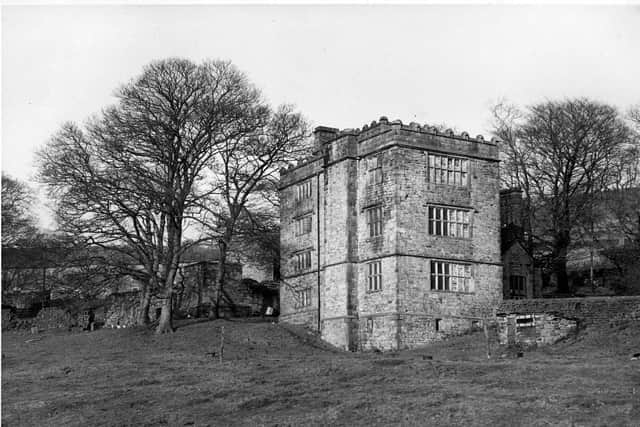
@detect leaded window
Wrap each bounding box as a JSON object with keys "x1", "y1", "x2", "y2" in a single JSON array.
[
  {"x1": 428, "y1": 206, "x2": 470, "y2": 238},
  {"x1": 430, "y1": 261, "x2": 472, "y2": 292},
  {"x1": 367, "y1": 261, "x2": 382, "y2": 291},
  {"x1": 428, "y1": 154, "x2": 469, "y2": 186}
]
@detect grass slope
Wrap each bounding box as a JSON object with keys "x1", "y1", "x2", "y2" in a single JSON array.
[{"x1": 2, "y1": 319, "x2": 640, "y2": 426}]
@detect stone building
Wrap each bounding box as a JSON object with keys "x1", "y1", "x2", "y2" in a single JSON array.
[
  {"x1": 500, "y1": 188, "x2": 542, "y2": 299},
  {"x1": 279, "y1": 117, "x2": 503, "y2": 351}
]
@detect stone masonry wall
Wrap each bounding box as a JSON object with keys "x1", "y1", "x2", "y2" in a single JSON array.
[
  {"x1": 496, "y1": 296, "x2": 640, "y2": 347},
  {"x1": 391, "y1": 133, "x2": 502, "y2": 348},
  {"x1": 496, "y1": 296, "x2": 640, "y2": 324},
  {"x1": 279, "y1": 156, "x2": 323, "y2": 331},
  {"x1": 497, "y1": 313, "x2": 578, "y2": 347}
]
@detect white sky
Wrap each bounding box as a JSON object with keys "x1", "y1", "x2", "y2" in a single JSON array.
[{"x1": 2, "y1": 4, "x2": 640, "y2": 227}]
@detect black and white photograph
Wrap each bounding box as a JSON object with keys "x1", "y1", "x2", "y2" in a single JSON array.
[{"x1": 1, "y1": 2, "x2": 639, "y2": 426}]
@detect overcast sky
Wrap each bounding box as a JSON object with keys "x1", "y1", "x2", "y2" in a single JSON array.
[{"x1": 2, "y1": 4, "x2": 640, "y2": 226}]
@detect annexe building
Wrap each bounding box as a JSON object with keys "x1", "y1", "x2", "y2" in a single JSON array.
[{"x1": 279, "y1": 117, "x2": 503, "y2": 351}]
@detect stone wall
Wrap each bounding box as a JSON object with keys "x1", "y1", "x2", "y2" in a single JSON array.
[
  {"x1": 279, "y1": 157, "x2": 323, "y2": 332},
  {"x1": 496, "y1": 296, "x2": 640, "y2": 347},
  {"x1": 34, "y1": 307, "x2": 75, "y2": 330},
  {"x1": 496, "y1": 296, "x2": 640, "y2": 323},
  {"x1": 104, "y1": 292, "x2": 141, "y2": 328},
  {"x1": 497, "y1": 313, "x2": 578, "y2": 347}
]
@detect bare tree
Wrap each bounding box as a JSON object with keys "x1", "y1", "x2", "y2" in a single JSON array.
[
  {"x1": 1, "y1": 174, "x2": 40, "y2": 247},
  {"x1": 38, "y1": 58, "x2": 269, "y2": 333},
  {"x1": 491, "y1": 98, "x2": 636, "y2": 293},
  {"x1": 197, "y1": 105, "x2": 310, "y2": 317}
]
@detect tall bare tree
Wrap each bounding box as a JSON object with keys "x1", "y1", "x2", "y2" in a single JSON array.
[
  {"x1": 38, "y1": 58, "x2": 274, "y2": 333},
  {"x1": 491, "y1": 98, "x2": 636, "y2": 293},
  {"x1": 1, "y1": 174, "x2": 40, "y2": 247},
  {"x1": 197, "y1": 105, "x2": 310, "y2": 317}
]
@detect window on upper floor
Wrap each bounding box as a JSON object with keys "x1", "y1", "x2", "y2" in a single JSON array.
[
  {"x1": 295, "y1": 180, "x2": 313, "y2": 202},
  {"x1": 430, "y1": 261, "x2": 473, "y2": 292},
  {"x1": 294, "y1": 214, "x2": 312, "y2": 236},
  {"x1": 294, "y1": 250, "x2": 312, "y2": 272},
  {"x1": 295, "y1": 288, "x2": 312, "y2": 308},
  {"x1": 366, "y1": 154, "x2": 383, "y2": 185},
  {"x1": 428, "y1": 154, "x2": 469, "y2": 186},
  {"x1": 428, "y1": 206, "x2": 470, "y2": 238},
  {"x1": 367, "y1": 261, "x2": 382, "y2": 292},
  {"x1": 366, "y1": 205, "x2": 383, "y2": 237}
]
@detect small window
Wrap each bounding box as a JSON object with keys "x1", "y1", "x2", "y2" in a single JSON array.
[
  {"x1": 428, "y1": 206, "x2": 470, "y2": 238},
  {"x1": 367, "y1": 154, "x2": 383, "y2": 185},
  {"x1": 516, "y1": 315, "x2": 534, "y2": 328},
  {"x1": 367, "y1": 261, "x2": 382, "y2": 292},
  {"x1": 294, "y1": 250, "x2": 312, "y2": 272},
  {"x1": 294, "y1": 215, "x2": 312, "y2": 236},
  {"x1": 366, "y1": 205, "x2": 383, "y2": 237},
  {"x1": 430, "y1": 260, "x2": 473, "y2": 292},
  {"x1": 509, "y1": 275, "x2": 526, "y2": 299},
  {"x1": 428, "y1": 154, "x2": 468, "y2": 186},
  {"x1": 295, "y1": 288, "x2": 312, "y2": 308},
  {"x1": 295, "y1": 180, "x2": 313, "y2": 201}
]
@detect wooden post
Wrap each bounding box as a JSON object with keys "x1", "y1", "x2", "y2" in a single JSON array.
[
  {"x1": 219, "y1": 326, "x2": 225, "y2": 363},
  {"x1": 483, "y1": 318, "x2": 491, "y2": 359}
]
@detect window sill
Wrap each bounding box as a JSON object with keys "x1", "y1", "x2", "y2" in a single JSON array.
[
  {"x1": 429, "y1": 289, "x2": 475, "y2": 295},
  {"x1": 427, "y1": 235, "x2": 471, "y2": 240},
  {"x1": 426, "y1": 182, "x2": 469, "y2": 188}
]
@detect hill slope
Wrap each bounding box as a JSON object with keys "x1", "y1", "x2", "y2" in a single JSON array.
[{"x1": 2, "y1": 319, "x2": 639, "y2": 426}]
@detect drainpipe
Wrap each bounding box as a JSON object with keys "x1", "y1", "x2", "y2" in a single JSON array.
[{"x1": 316, "y1": 173, "x2": 322, "y2": 333}]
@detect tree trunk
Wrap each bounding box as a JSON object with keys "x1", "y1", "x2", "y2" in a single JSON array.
[
  {"x1": 196, "y1": 263, "x2": 204, "y2": 317},
  {"x1": 155, "y1": 295, "x2": 173, "y2": 334},
  {"x1": 214, "y1": 239, "x2": 228, "y2": 319},
  {"x1": 137, "y1": 283, "x2": 151, "y2": 326},
  {"x1": 155, "y1": 217, "x2": 181, "y2": 334},
  {"x1": 554, "y1": 250, "x2": 570, "y2": 294}
]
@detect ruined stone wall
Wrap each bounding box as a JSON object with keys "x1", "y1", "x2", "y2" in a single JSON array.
[
  {"x1": 496, "y1": 296, "x2": 640, "y2": 347},
  {"x1": 497, "y1": 313, "x2": 578, "y2": 347},
  {"x1": 497, "y1": 296, "x2": 640, "y2": 324}
]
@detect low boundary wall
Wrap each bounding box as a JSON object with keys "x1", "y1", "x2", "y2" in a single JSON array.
[{"x1": 495, "y1": 296, "x2": 640, "y2": 347}]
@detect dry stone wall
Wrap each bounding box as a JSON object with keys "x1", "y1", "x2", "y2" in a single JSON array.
[
  {"x1": 34, "y1": 307, "x2": 75, "y2": 330},
  {"x1": 496, "y1": 296, "x2": 640, "y2": 347}
]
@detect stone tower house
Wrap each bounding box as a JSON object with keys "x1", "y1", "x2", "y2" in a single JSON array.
[{"x1": 279, "y1": 117, "x2": 502, "y2": 351}]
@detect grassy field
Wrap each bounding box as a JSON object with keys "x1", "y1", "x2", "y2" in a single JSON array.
[{"x1": 2, "y1": 318, "x2": 640, "y2": 426}]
